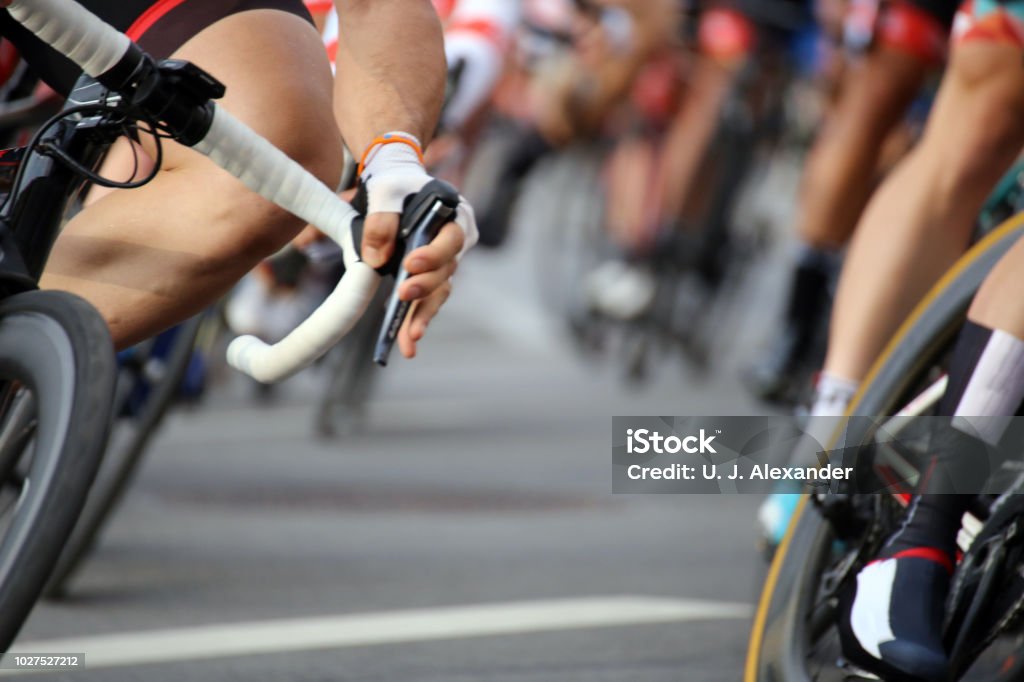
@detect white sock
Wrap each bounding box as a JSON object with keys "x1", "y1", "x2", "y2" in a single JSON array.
[
  {"x1": 797, "y1": 372, "x2": 861, "y2": 455},
  {"x1": 952, "y1": 329, "x2": 1024, "y2": 445},
  {"x1": 811, "y1": 371, "x2": 859, "y2": 417}
]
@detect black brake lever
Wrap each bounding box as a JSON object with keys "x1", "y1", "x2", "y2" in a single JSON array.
[{"x1": 351, "y1": 179, "x2": 460, "y2": 366}]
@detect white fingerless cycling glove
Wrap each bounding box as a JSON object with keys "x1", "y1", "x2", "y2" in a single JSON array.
[{"x1": 359, "y1": 132, "x2": 478, "y2": 258}]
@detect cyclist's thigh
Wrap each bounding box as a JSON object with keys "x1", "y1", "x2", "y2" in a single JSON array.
[
  {"x1": 970, "y1": 232, "x2": 1024, "y2": 336},
  {"x1": 154, "y1": 8, "x2": 340, "y2": 178},
  {"x1": 0, "y1": 1, "x2": 339, "y2": 177}
]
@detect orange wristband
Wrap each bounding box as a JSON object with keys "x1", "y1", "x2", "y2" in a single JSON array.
[{"x1": 357, "y1": 134, "x2": 425, "y2": 177}]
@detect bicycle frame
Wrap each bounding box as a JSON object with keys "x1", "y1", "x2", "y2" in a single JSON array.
[{"x1": 0, "y1": 76, "x2": 117, "y2": 296}]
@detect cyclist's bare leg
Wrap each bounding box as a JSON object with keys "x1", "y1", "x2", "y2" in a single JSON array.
[
  {"x1": 747, "y1": 48, "x2": 927, "y2": 401},
  {"x1": 658, "y1": 55, "x2": 737, "y2": 224},
  {"x1": 968, "y1": 236, "x2": 1024, "y2": 336},
  {"x1": 84, "y1": 139, "x2": 155, "y2": 207},
  {"x1": 605, "y1": 134, "x2": 663, "y2": 250},
  {"x1": 41, "y1": 10, "x2": 343, "y2": 349},
  {"x1": 796, "y1": 48, "x2": 928, "y2": 249},
  {"x1": 824, "y1": 41, "x2": 1024, "y2": 382}
]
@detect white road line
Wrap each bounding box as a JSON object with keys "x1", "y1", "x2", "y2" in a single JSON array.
[{"x1": 4, "y1": 596, "x2": 750, "y2": 673}]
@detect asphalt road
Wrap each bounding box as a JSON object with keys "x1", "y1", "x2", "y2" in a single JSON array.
[{"x1": 7, "y1": 152, "x2": 799, "y2": 682}]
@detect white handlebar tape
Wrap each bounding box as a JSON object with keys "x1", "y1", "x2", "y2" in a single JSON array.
[
  {"x1": 194, "y1": 109, "x2": 380, "y2": 382},
  {"x1": 194, "y1": 108, "x2": 362, "y2": 262},
  {"x1": 227, "y1": 262, "x2": 380, "y2": 383},
  {"x1": 8, "y1": 0, "x2": 131, "y2": 80}
]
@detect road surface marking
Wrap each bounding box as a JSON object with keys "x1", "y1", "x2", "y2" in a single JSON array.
[{"x1": 4, "y1": 596, "x2": 750, "y2": 673}]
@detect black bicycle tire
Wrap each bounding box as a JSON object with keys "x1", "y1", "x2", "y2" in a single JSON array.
[
  {"x1": 0, "y1": 290, "x2": 115, "y2": 650},
  {"x1": 44, "y1": 314, "x2": 202, "y2": 598},
  {"x1": 744, "y1": 214, "x2": 1024, "y2": 682}
]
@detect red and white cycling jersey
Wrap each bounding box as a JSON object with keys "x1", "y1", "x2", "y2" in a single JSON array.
[
  {"x1": 306, "y1": 0, "x2": 520, "y2": 130},
  {"x1": 434, "y1": 0, "x2": 458, "y2": 21},
  {"x1": 440, "y1": 0, "x2": 519, "y2": 47},
  {"x1": 440, "y1": 0, "x2": 520, "y2": 128}
]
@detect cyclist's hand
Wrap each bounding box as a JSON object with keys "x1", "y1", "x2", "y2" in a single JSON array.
[
  {"x1": 358, "y1": 133, "x2": 478, "y2": 358},
  {"x1": 396, "y1": 220, "x2": 466, "y2": 358}
]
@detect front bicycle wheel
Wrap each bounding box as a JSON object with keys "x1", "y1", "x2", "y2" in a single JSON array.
[
  {"x1": 0, "y1": 290, "x2": 115, "y2": 650},
  {"x1": 744, "y1": 213, "x2": 1024, "y2": 682},
  {"x1": 44, "y1": 315, "x2": 202, "y2": 598}
]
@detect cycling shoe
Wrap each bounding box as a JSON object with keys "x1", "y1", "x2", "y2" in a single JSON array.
[
  {"x1": 838, "y1": 550, "x2": 952, "y2": 682},
  {"x1": 585, "y1": 260, "x2": 656, "y2": 321}
]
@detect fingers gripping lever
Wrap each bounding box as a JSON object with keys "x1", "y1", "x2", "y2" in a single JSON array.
[{"x1": 351, "y1": 180, "x2": 460, "y2": 366}]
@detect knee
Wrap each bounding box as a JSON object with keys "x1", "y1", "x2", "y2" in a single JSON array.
[
  {"x1": 259, "y1": 99, "x2": 345, "y2": 196},
  {"x1": 930, "y1": 109, "x2": 1023, "y2": 209},
  {"x1": 930, "y1": 50, "x2": 1024, "y2": 206}
]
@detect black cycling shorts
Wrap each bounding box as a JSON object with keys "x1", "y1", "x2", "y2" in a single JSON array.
[
  {"x1": 690, "y1": 0, "x2": 960, "y2": 33},
  {"x1": 688, "y1": 0, "x2": 813, "y2": 44},
  {"x1": 908, "y1": 0, "x2": 961, "y2": 28},
  {"x1": 0, "y1": 0, "x2": 312, "y2": 96},
  {"x1": 731, "y1": 0, "x2": 960, "y2": 32}
]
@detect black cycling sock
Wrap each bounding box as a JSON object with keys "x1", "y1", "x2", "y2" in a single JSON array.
[
  {"x1": 504, "y1": 127, "x2": 554, "y2": 181},
  {"x1": 784, "y1": 246, "x2": 839, "y2": 343},
  {"x1": 938, "y1": 320, "x2": 993, "y2": 416},
  {"x1": 476, "y1": 127, "x2": 554, "y2": 248},
  {"x1": 882, "y1": 321, "x2": 1012, "y2": 562},
  {"x1": 880, "y1": 479, "x2": 973, "y2": 562},
  {"x1": 880, "y1": 421, "x2": 988, "y2": 561}
]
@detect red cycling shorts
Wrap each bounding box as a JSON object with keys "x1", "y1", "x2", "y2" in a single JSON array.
[
  {"x1": 846, "y1": 0, "x2": 957, "y2": 66},
  {"x1": 698, "y1": 7, "x2": 757, "y2": 63}
]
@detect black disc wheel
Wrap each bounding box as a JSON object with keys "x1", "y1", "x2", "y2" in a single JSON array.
[{"x1": 0, "y1": 290, "x2": 115, "y2": 649}]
